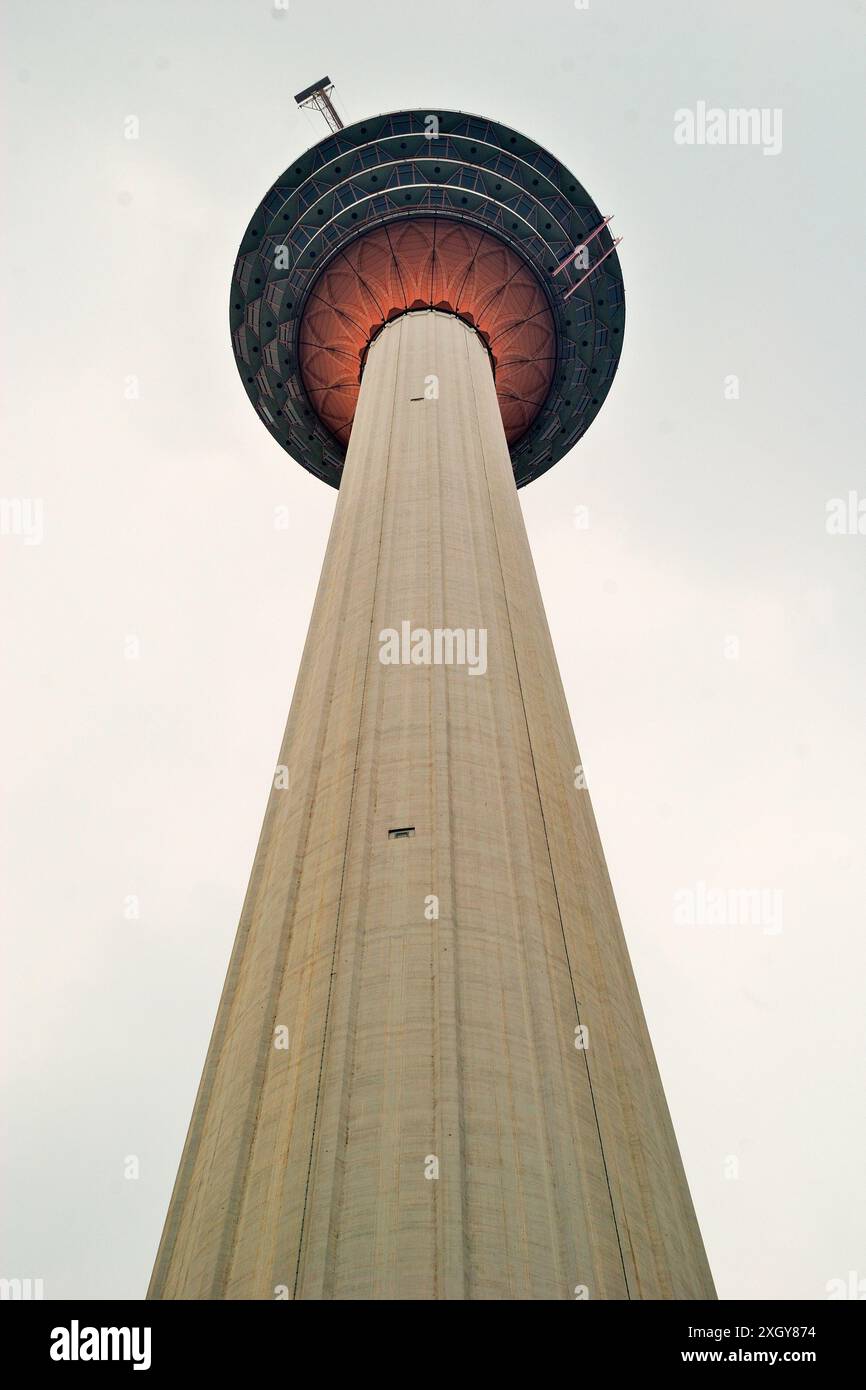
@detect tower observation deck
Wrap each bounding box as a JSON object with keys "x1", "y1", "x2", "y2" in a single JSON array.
[{"x1": 149, "y1": 109, "x2": 715, "y2": 1300}]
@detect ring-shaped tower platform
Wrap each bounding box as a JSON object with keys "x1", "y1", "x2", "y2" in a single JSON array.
[{"x1": 230, "y1": 108, "x2": 625, "y2": 488}]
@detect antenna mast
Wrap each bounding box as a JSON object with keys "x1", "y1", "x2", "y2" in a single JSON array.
[{"x1": 294, "y1": 76, "x2": 344, "y2": 132}]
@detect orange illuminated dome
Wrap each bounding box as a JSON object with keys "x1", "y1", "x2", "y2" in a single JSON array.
[
  {"x1": 231, "y1": 109, "x2": 624, "y2": 488},
  {"x1": 298, "y1": 219, "x2": 556, "y2": 449}
]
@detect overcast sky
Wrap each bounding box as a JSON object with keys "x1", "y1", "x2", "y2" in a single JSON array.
[{"x1": 2, "y1": 0, "x2": 865, "y2": 1301}]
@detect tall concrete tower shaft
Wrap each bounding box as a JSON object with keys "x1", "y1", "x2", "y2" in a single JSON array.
[{"x1": 149, "y1": 310, "x2": 714, "y2": 1299}]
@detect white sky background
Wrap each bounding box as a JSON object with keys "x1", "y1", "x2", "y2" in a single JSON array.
[{"x1": 2, "y1": 0, "x2": 865, "y2": 1301}]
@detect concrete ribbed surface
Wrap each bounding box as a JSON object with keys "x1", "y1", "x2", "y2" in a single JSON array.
[{"x1": 148, "y1": 311, "x2": 715, "y2": 1301}]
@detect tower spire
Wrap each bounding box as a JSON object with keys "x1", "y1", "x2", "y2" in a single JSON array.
[{"x1": 293, "y1": 76, "x2": 344, "y2": 132}]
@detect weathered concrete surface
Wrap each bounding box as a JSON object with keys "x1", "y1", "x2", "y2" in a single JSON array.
[{"x1": 149, "y1": 311, "x2": 715, "y2": 1300}]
